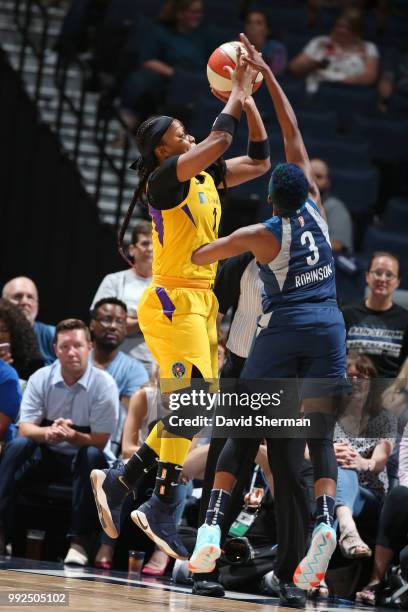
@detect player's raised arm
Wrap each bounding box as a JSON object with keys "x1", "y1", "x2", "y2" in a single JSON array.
[
  {"x1": 213, "y1": 93, "x2": 271, "y2": 187},
  {"x1": 192, "y1": 224, "x2": 280, "y2": 265},
  {"x1": 175, "y1": 50, "x2": 255, "y2": 183},
  {"x1": 240, "y1": 33, "x2": 323, "y2": 213}
]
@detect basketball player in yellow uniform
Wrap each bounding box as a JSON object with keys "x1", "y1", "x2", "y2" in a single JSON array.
[
  {"x1": 91, "y1": 53, "x2": 270, "y2": 559},
  {"x1": 137, "y1": 157, "x2": 222, "y2": 388}
]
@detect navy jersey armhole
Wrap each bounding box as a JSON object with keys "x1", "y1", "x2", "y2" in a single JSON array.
[{"x1": 262, "y1": 216, "x2": 282, "y2": 243}]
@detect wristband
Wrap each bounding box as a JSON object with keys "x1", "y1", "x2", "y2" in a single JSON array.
[
  {"x1": 247, "y1": 138, "x2": 270, "y2": 160},
  {"x1": 211, "y1": 113, "x2": 238, "y2": 138}
]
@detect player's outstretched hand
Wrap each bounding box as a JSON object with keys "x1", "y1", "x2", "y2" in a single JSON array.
[
  {"x1": 225, "y1": 45, "x2": 256, "y2": 98},
  {"x1": 240, "y1": 32, "x2": 270, "y2": 76}
]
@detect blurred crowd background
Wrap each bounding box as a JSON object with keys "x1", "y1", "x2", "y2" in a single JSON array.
[{"x1": 0, "y1": 0, "x2": 408, "y2": 605}]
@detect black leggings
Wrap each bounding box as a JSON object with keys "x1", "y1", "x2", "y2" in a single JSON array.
[
  {"x1": 195, "y1": 354, "x2": 255, "y2": 582},
  {"x1": 216, "y1": 413, "x2": 338, "y2": 486},
  {"x1": 198, "y1": 354, "x2": 254, "y2": 538},
  {"x1": 306, "y1": 412, "x2": 338, "y2": 483},
  {"x1": 215, "y1": 435, "x2": 310, "y2": 582}
]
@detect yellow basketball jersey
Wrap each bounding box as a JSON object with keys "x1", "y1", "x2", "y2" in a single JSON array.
[{"x1": 148, "y1": 170, "x2": 222, "y2": 282}]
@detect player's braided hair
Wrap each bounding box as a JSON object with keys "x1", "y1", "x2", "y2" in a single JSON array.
[{"x1": 118, "y1": 119, "x2": 159, "y2": 267}]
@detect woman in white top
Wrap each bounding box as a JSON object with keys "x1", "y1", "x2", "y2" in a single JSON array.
[{"x1": 289, "y1": 7, "x2": 379, "y2": 93}]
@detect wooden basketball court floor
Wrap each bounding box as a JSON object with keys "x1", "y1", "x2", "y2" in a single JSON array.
[{"x1": 0, "y1": 556, "x2": 388, "y2": 611}]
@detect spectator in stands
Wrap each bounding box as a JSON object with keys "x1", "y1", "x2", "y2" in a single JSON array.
[
  {"x1": 289, "y1": 7, "x2": 379, "y2": 93},
  {"x1": 356, "y1": 418, "x2": 408, "y2": 605},
  {"x1": 56, "y1": 0, "x2": 108, "y2": 60},
  {"x1": 0, "y1": 360, "x2": 21, "y2": 444},
  {"x1": 118, "y1": 0, "x2": 216, "y2": 130},
  {"x1": 91, "y1": 221, "x2": 155, "y2": 374},
  {"x1": 0, "y1": 299, "x2": 44, "y2": 380},
  {"x1": 90, "y1": 297, "x2": 148, "y2": 409},
  {"x1": 382, "y1": 357, "x2": 408, "y2": 422},
  {"x1": 217, "y1": 337, "x2": 226, "y2": 371},
  {"x1": 0, "y1": 319, "x2": 118, "y2": 564},
  {"x1": 334, "y1": 353, "x2": 395, "y2": 559},
  {"x1": 378, "y1": 44, "x2": 408, "y2": 113},
  {"x1": 342, "y1": 252, "x2": 408, "y2": 377},
  {"x1": 306, "y1": 0, "x2": 350, "y2": 27},
  {"x1": 2, "y1": 277, "x2": 56, "y2": 365},
  {"x1": 381, "y1": 356, "x2": 408, "y2": 489},
  {"x1": 311, "y1": 158, "x2": 353, "y2": 253},
  {"x1": 243, "y1": 9, "x2": 287, "y2": 76}
]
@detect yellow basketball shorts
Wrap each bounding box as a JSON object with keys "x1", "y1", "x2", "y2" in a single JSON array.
[{"x1": 138, "y1": 282, "x2": 219, "y2": 391}]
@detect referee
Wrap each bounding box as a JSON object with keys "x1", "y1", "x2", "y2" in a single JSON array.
[
  {"x1": 193, "y1": 252, "x2": 263, "y2": 596},
  {"x1": 218, "y1": 253, "x2": 263, "y2": 377}
]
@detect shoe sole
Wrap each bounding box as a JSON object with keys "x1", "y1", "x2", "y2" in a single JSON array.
[
  {"x1": 293, "y1": 527, "x2": 337, "y2": 590},
  {"x1": 192, "y1": 584, "x2": 225, "y2": 597},
  {"x1": 188, "y1": 543, "x2": 221, "y2": 574},
  {"x1": 131, "y1": 509, "x2": 188, "y2": 561},
  {"x1": 64, "y1": 547, "x2": 88, "y2": 566},
  {"x1": 90, "y1": 470, "x2": 119, "y2": 539},
  {"x1": 63, "y1": 558, "x2": 87, "y2": 567}
]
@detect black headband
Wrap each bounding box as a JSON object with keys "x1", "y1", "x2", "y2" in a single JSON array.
[{"x1": 129, "y1": 115, "x2": 174, "y2": 169}]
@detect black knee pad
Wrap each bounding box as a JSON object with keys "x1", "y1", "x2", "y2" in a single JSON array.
[{"x1": 307, "y1": 412, "x2": 337, "y2": 482}]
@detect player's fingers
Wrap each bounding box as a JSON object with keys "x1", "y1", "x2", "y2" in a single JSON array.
[
  {"x1": 239, "y1": 32, "x2": 252, "y2": 53},
  {"x1": 224, "y1": 65, "x2": 234, "y2": 78},
  {"x1": 242, "y1": 56, "x2": 259, "y2": 70}
]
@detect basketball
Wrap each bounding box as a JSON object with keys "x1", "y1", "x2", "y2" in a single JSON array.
[{"x1": 207, "y1": 41, "x2": 263, "y2": 95}]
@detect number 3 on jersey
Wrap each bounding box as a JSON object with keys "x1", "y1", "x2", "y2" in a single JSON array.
[{"x1": 301, "y1": 231, "x2": 320, "y2": 266}]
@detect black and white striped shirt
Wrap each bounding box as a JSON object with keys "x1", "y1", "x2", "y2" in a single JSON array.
[{"x1": 214, "y1": 253, "x2": 263, "y2": 358}]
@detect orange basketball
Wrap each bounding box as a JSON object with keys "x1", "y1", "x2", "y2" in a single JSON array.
[{"x1": 206, "y1": 41, "x2": 263, "y2": 95}]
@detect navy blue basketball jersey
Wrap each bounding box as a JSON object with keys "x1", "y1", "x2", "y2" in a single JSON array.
[{"x1": 259, "y1": 198, "x2": 337, "y2": 312}]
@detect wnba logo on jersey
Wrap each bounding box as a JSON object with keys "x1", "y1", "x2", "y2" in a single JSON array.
[
  {"x1": 198, "y1": 192, "x2": 207, "y2": 204},
  {"x1": 172, "y1": 362, "x2": 186, "y2": 378},
  {"x1": 298, "y1": 216, "x2": 305, "y2": 227}
]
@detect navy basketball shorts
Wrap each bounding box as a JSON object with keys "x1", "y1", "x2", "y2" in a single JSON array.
[{"x1": 242, "y1": 300, "x2": 347, "y2": 399}]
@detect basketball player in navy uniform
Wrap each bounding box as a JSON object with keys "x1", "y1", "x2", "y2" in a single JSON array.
[{"x1": 189, "y1": 33, "x2": 346, "y2": 595}]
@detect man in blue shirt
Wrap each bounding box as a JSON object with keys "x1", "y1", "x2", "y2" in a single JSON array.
[
  {"x1": 0, "y1": 361, "x2": 22, "y2": 443},
  {"x1": 90, "y1": 297, "x2": 149, "y2": 409},
  {"x1": 0, "y1": 319, "x2": 119, "y2": 564},
  {"x1": 2, "y1": 277, "x2": 56, "y2": 365}
]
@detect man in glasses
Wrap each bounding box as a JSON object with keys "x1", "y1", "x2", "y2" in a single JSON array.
[
  {"x1": 90, "y1": 298, "x2": 149, "y2": 409},
  {"x1": 311, "y1": 158, "x2": 353, "y2": 254},
  {"x1": 0, "y1": 319, "x2": 119, "y2": 564},
  {"x1": 90, "y1": 221, "x2": 155, "y2": 374},
  {"x1": 2, "y1": 276, "x2": 56, "y2": 365},
  {"x1": 342, "y1": 251, "x2": 408, "y2": 377}
]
